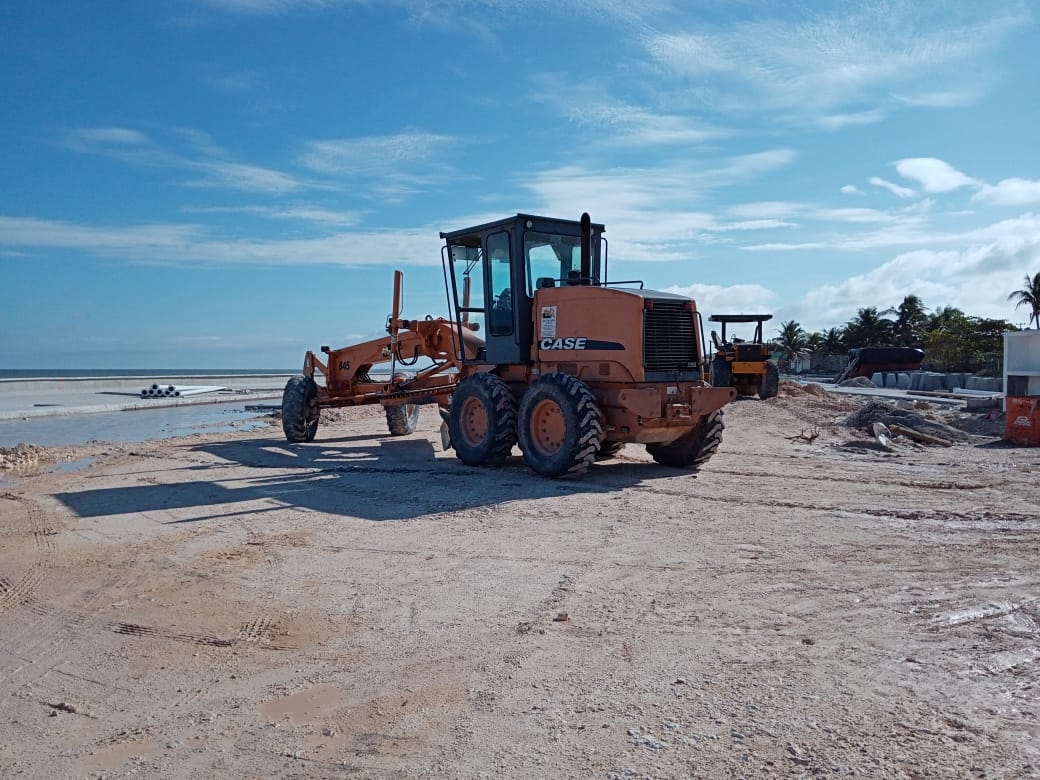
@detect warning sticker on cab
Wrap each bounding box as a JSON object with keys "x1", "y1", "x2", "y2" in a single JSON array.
[{"x1": 541, "y1": 306, "x2": 557, "y2": 338}]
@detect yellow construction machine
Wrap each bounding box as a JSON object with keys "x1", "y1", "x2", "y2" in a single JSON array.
[{"x1": 706, "y1": 314, "x2": 780, "y2": 399}]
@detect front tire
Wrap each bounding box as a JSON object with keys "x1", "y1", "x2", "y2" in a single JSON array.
[
  {"x1": 518, "y1": 373, "x2": 603, "y2": 479},
  {"x1": 646, "y1": 410, "x2": 724, "y2": 469},
  {"x1": 282, "y1": 375, "x2": 319, "y2": 442},
  {"x1": 448, "y1": 373, "x2": 518, "y2": 467},
  {"x1": 385, "y1": 404, "x2": 420, "y2": 435}
]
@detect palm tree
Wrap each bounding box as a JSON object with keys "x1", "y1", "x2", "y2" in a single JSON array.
[
  {"x1": 925, "y1": 305, "x2": 965, "y2": 333},
  {"x1": 1007, "y1": 272, "x2": 1040, "y2": 328},
  {"x1": 843, "y1": 307, "x2": 893, "y2": 347},
  {"x1": 775, "y1": 320, "x2": 809, "y2": 370},
  {"x1": 820, "y1": 327, "x2": 846, "y2": 355},
  {"x1": 889, "y1": 294, "x2": 929, "y2": 347}
]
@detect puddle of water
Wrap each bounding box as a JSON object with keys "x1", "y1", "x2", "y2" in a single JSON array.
[
  {"x1": 48, "y1": 456, "x2": 98, "y2": 474},
  {"x1": 0, "y1": 403, "x2": 275, "y2": 448}
]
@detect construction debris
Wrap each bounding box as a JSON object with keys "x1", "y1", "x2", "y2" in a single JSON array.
[
  {"x1": 139, "y1": 384, "x2": 228, "y2": 399},
  {"x1": 843, "y1": 400, "x2": 970, "y2": 445},
  {"x1": 786, "y1": 427, "x2": 820, "y2": 443},
  {"x1": 887, "y1": 423, "x2": 954, "y2": 447},
  {"x1": 1, "y1": 443, "x2": 46, "y2": 470}
]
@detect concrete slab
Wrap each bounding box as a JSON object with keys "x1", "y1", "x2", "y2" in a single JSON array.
[{"x1": 816, "y1": 382, "x2": 984, "y2": 407}]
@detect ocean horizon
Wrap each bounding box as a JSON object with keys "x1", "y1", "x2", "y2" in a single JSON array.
[{"x1": 0, "y1": 368, "x2": 296, "y2": 380}]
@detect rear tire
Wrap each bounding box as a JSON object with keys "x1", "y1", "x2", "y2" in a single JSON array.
[
  {"x1": 385, "y1": 404, "x2": 420, "y2": 435},
  {"x1": 646, "y1": 410, "x2": 725, "y2": 469},
  {"x1": 518, "y1": 373, "x2": 603, "y2": 479},
  {"x1": 282, "y1": 375, "x2": 319, "y2": 442},
  {"x1": 759, "y1": 360, "x2": 780, "y2": 399},
  {"x1": 709, "y1": 358, "x2": 731, "y2": 389},
  {"x1": 448, "y1": 373, "x2": 518, "y2": 467}
]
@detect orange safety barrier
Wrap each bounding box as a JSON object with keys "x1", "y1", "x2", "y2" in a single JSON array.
[{"x1": 1006, "y1": 396, "x2": 1040, "y2": 446}]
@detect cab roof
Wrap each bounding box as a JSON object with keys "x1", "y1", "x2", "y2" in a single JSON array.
[{"x1": 439, "y1": 213, "x2": 606, "y2": 242}]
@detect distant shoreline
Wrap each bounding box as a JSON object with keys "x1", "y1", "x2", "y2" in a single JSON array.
[{"x1": 0, "y1": 369, "x2": 298, "y2": 380}]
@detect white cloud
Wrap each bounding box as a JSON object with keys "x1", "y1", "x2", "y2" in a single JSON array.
[
  {"x1": 973, "y1": 178, "x2": 1040, "y2": 206},
  {"x1": 841, "y1": 185, "x2": 864, "y2": 196},
  {"x1": 189, "y1": 160, "x2": 301, "y2": 194},
  {"x1": 190, "y1": 0, "x2": 333, "y2": 13},
  {"x1": 726, "y1": 201, "x2": 804, "y2": 220},
  {"x1": 818, "y1": 109, "x2": 887, "y2": 131},
  {"x1": 297, "y1": 133, "x2": 456, "y2": 176},
  {"x1": 891, "y1": 89, "x2": 981, "y2": 108},
  {"x1": 529, "y1": 75, "x2": 730, "y2": 147},
  {"x1": 664, "y1": 283, "x2": 777, "y2": 320},
  {"x1": 0, "y1": 215, "x2": 443, "y2": 268},
  {"x1": 788, "y1": 214, "x2": 1040, "y2": 330},
  {"x1": 640, "y1": 4, "x2": 1026, "y2": 124},
  {"x1": 894, "y1": 158, "x2": 977, "y2": 193},
  {"x1": 60, "y1": 126, "x2": 307, "y2": 194},
  {"x1": 869, "y1": 177, "x2": 915, "y2": 198},
  {"x1": 183, "y1": 204, "x2": 364, "y2": 226},
  {"x1": 203, "y1": 69, "x2": 259, "y2": 92}
]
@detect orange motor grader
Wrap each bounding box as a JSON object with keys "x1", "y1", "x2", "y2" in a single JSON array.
[{"x1": 282, "y1": 212, "x2": 736, "y2": 479}]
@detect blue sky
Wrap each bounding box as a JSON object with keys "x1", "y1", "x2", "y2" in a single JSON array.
[{"x1": 2, "y1": 0, "x2": 1039, "y2": 369}]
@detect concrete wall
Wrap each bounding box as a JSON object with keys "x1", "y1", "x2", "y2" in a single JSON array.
[{"x1": 868, "y1": 371, "x2": 1003, "y2": 392}]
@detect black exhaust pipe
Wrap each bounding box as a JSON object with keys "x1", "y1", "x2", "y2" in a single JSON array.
[{"x1": 580, "y1": 212, "x2": 591, "y2": 285}]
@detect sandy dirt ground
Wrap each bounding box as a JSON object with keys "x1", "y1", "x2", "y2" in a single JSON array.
[{"x1": 0, "y1": 385, "x2": 1038, "y2": 779}]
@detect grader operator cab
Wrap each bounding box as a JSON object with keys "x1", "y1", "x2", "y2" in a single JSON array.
[
  {"x1": 707, "y1": 314, "x2": 780, "y2": 399},
  {"x1": 281, "y1": 212, "x2": 736, "y2": 479}
]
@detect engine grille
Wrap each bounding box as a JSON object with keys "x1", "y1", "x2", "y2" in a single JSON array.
[
  {"x1": 736, "y1": 344, "x2": 763, "y2": 361},
  {"x1": 643, "y1": 300, "x2": 699, "y2": 372}
]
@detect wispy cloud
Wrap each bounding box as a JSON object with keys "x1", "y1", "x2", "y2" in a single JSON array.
[
  {"x1": 298, "y1": 132, "x2": 456, "y2": 176},
  {"x1": 296, "y1": 132, "x2": 461, "y2": 202},
  {"x1": 0, "y1": 214, "x2": 442, "y2": 268},
  {"x1": 202, "y1": 69, "x2": 259, "y2": 92},
  {"x1": 972, "y1": 178, "x2": 1040, "y2": 206},
  {"x1": 869, "y1": 177, "x2": 916, "y2": 198},
  {"x1": 60, "y1": 126, "x2": 306, "y2": 194},
  {"x1": 518, "y1": 151, "x2": 799, "y2": 258},
  {"x1": 818, "y1": 109, "x2": 887, "y2": 131},
  {"x1": 891, "y1": 88, "x2": 982, "y2": 108},
  {"x1": 664, "y1": 283, "x2": 776, "y2": 318},
  {"x1": 894, "y1": 158, "x2": 978, "y2": 193},
  {"x1": 190, "y1": 0, "x2": 336, "y2": 14},
  {"x1": 182, "y1": 204, "x2": 364, "y2": 226},
  {"x1": 795, "y1": 217, "x2": 1040, "y2": 329},
  {"x1": 640, "y1": 3, "x2": 1026, "y2": 125}
]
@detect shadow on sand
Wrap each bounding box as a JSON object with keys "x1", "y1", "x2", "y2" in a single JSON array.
[{"x1": 55, "y1": 433, "x2": 697, "y2": 523}]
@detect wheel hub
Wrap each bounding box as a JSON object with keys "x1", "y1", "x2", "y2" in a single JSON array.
[
  {"x1": 460, "y1": 397, "x2": 488, "y2": 446},
  {"x1": 530, "y1": 399, "x2": 565, "y2": 455}
]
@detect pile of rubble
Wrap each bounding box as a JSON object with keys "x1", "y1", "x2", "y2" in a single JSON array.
[
  {"x1": 843, "y1": 400, "x2": 975, "y2": 446},
  {"x1": 0, "y1": 443, "x2": 47, "y2": 470}
]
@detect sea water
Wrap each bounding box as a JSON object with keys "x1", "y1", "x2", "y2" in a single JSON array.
[{"x1": 0, "y1": 403, "x2": 276, "y2": 448}]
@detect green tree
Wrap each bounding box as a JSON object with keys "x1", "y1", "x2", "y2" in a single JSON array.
[
  {"x1": 925, "y1": 305, "x2": 965, "y2": 333},
  {"x1": 820, "y1": 327, "x2": 846, "y2": 355},
  {"x1": 1007, "y1": 271, "x2": 1040, "y2": 328},
  {"x1": 925, "y1": 313, "x2": 1018, "y2": 372},
  {"x1": 843, "y1": 307, "x2": 893, "y2": 347},
  {"x1": 888, "y1": 294, "x2": 929, "y2": 347},
  {"x1": 775, "y1": 320, "x2": 809, "y2": 369}
]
